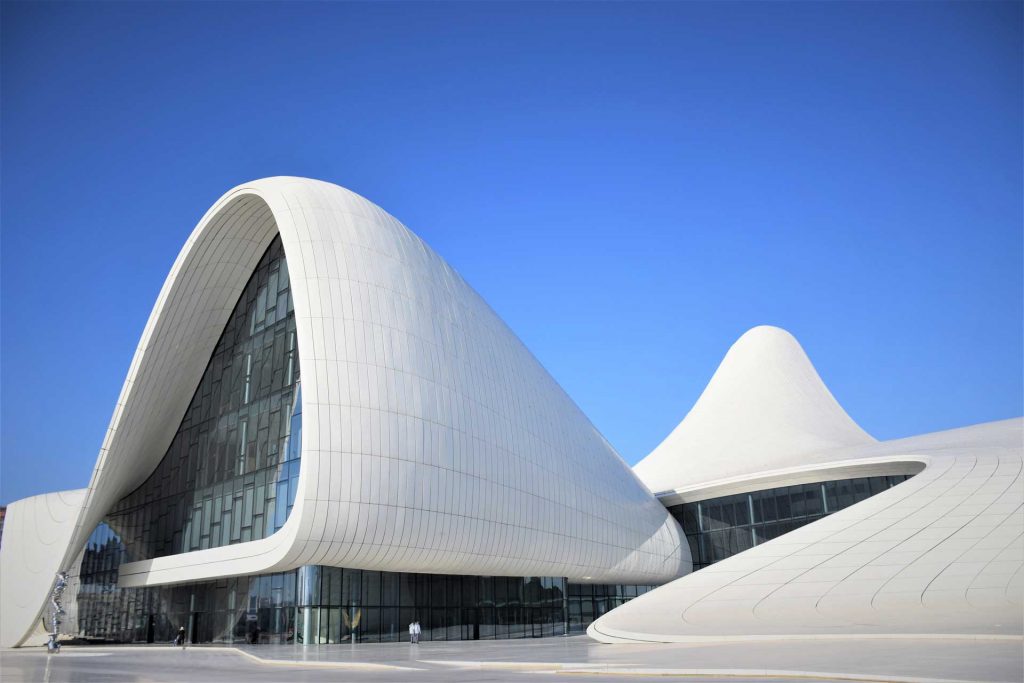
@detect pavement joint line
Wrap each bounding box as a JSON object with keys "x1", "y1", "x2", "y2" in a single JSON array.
[
  {"x1": 590, "y1": 633, "x2": 1024, "y2": 644},
  {"x1": 427, "y1": 661, "x2": 1015, "y2": 683},
  {"x1": 558, "y1": 670, "x2": 1007, "y2": 683},
  {"x1": 420, "y1": 659, "x2": 593, "y2": 670},
  {"x1": 230, "y1": 647, "x2": 425, "y2": 671},
  {"x1": 1, "y1": 646, "x2": 232, "y2": 654},
  {"x1": 555, "y1": 673, "x2": 1001, "y2": 683},
  {"x1": 7, "y1": 646, "x2": 426, "y2": 671}
]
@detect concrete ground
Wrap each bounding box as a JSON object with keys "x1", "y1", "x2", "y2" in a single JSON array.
[{"x1": 1, "y1": 635, "x2": 1021, "y2": 682}]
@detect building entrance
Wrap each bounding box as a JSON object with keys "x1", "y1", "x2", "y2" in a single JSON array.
[{"x1": 460, "y1": 609, "x2": 479, "y2": 640}]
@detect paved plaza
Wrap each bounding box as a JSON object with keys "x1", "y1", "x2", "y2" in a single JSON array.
[{"x1": 1, "y1": 635, "x2": 1021, "y2": 682}]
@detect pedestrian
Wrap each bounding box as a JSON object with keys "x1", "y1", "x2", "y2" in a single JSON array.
[
  {"x1": 408, "y1": 620, "x2": 416, "y2": 644},
  {"x1": 174, "y1": 626, "x2": 186, "y2": 649},
  {"x1": 413, "y1": 620, "x2": 421, "y2": 644}
]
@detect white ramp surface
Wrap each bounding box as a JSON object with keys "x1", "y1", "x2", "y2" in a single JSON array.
[{"x1": 590, "y1": 419, "x2": 1024, "y2": 641}]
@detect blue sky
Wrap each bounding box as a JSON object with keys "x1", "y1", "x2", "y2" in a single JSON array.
[{"x1": 2, "y1": 1, "x2": 1021, "y2": 505}]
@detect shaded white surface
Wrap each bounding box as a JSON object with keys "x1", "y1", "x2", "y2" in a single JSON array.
[
  {"x1": 591, "y1": 419, "x2": 1024, "y2": 642},
  {"x1": 0, "y1": 489, "x2": 87, "y2": 647},
  {"x1": 634, "y1": 326, "x2": 876, "y2": 495},
  {"x1": 0, "y1": 177, "x2": 686, "y2": 648}
]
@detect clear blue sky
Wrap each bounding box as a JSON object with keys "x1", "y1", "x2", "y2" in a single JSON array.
[{"x1": 2, "y1": 2, "x2": 1021, "y2": 505}]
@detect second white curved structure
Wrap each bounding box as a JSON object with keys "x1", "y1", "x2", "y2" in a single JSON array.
[
  {"x1": 591, "y1": 419, "x2": 1023, "y2": 641},
  {"x1": 591, "y1": 326, "x2": 1023, "y2": 642}
]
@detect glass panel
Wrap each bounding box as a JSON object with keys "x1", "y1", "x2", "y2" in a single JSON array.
[
  {"x1": 362, "y1": 571, "x2": 381, "y2": 607},
  {"x1": 804, "y1": 485, "x2": 824, "y2": 516},
  {"x1": 734, "y1": 497, "x2": 750, "y2": 526},
  {"x1": 382, "y1": 572, "x2": 400, "y2": 607},
  {"x1": 321, "y1": 608, "x2": 334, "y2": 644},
  {"x1": 361, "y1": 608, "x2": 380, "y2": 643},
  {"x1": 380, "y1": 607, "x2": 400, "y2": 642},
  {"x1": 399, "y1": 574, "x2": 416, "y2": 607},
  {"x1": 343, "y1": 569, "x2": 362, "y2": 606},
  {"x1": 431, "y1": 575, "x2": 446, "y2": 606},
  {"x1": 789, "y1": 486, "x2": 805, "y2": 518},
  {"x1": 447, "y1": 576, "x2": 462, "y2": 607},
  {"x1": 776, "y1": 490, "x2": 792, "y2": 519}
]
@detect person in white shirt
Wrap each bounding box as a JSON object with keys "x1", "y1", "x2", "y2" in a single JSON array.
[{"x1": 412, "y1": 620, "x2": 421, "y2": 643}]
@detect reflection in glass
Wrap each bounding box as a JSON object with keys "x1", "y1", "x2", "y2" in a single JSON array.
[
  {"x1": 100, "y1": 236, "x2": 301, "y2": 562},
  {"x1": 669, "y1": 474, "x2": 914, "y2": 571}
]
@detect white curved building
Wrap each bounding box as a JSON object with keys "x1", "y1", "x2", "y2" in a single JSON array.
[
  {"x1": 0, "y1": 177, "x2": 686, "y2": 648},
  {"x1": 3, "y1": 180, "x2": 1018, "y2": 651},
  {"x1": 590, "y1": 326, "x2": 1023, "y2": 642}
]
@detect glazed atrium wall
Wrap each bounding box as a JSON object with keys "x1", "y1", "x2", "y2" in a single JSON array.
[
  {"x1": 668, "y1": 474, "x2": 914, "y2": 571},
  {"x1": 101, "y1": 236, "x2": 302, "y2": 560}
]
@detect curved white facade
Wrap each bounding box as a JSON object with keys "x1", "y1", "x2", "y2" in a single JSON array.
[
  {"x1": 591, "y1": 327, "x2": 1023, "y2": 642},
  {"x1": 0, "y1": 177, "x2": 687, "y2": 648}
]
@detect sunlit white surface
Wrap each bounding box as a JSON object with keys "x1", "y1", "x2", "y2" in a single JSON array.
[
  {"x1": 634, "y1": 326, "x2": 876, "y2": 495},
  {"x1": 593, "y1": 325, "x2": 1022, "y2": 643},
  {"x1": 0, "y1": 178, "x2": 687, "y2": 648},
  {"x1": 0, "y1": 489, "x2": 87, "y2": 647}
]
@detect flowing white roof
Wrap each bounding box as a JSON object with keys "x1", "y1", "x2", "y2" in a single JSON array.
[
  {"x1": 592, "y1": 418, "x2": 1024, "y2": 642},
  {"x1": 634, "y1": 325, "x2": 875, "y2": 494}
]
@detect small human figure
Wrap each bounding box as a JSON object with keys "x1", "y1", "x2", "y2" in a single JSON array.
[
  {"x1": 413, "y1": 620, "x2": 421, "y2": 644},
  {"x1": 408, "y1": 620, "x2": 416, "y2": 644},
  {"x1": 175, "y1": 626, "x2": 186, "y2": 649}
]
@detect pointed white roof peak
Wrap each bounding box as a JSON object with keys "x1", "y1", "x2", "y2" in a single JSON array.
[{"x1": 634, "y1": 326, "x2": 875, "y2": 493}]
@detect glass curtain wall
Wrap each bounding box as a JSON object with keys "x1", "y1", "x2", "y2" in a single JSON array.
[
  {"x1": 103, "y1": 235, "x2": 301, "y2": 561},
  {"x1": 76, "y1": 531, "x2": 297, "y2": 645},
  {"x1": 76, "y1": 537, "x2": 657, "y2": 644},
  {"x1": 669, "y1": 474, "x2": 914, "y2": 571},
  {"x1": 75, "y1": 561, "x2": 567, "y2": 643},
  {"x1": 565, "y1": 583, "x2": 655, "y2": 633},
  {"x1": 295, "y1": 568, "x2": 568, "y2": 642}
]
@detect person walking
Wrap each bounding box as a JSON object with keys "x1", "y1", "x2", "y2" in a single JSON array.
[
  {"x1": 174, "y1": 626, "x2": 186, "y2": 649},
  {"x1": 408, "y1": 620, "x2": 416, "y2": 644},
  {"x1": 409, "y1": 618, "x2": 421, "y2": 647}
]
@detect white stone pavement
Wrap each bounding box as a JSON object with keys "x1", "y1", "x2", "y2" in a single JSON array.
[{"x1": 2, "y1": 635, "x2": 1020, "y2": 682}]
